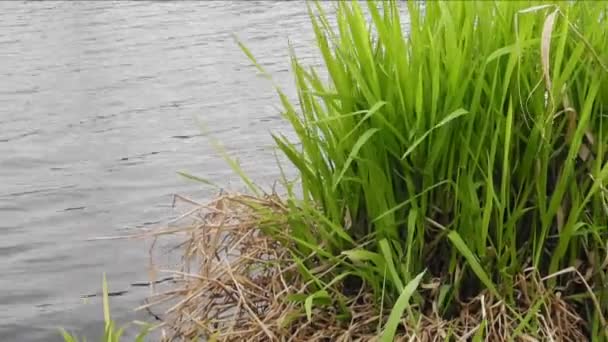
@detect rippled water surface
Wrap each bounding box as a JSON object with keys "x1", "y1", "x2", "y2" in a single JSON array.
[{"x1": 0, "y1": 1, "x2": 324, "y2": 340}]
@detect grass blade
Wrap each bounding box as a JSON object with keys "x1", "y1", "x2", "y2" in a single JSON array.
[
  {"x1": 447, "y1": 231, "x2": 498, "y2": 297},
  {"x1": 380, "y1": 271, "x2": 425, "y2": 342}
]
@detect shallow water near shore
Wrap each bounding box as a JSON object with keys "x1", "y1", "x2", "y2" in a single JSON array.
[{"x1": 0, "y1": 2, "x2": 322, "y2": 340}]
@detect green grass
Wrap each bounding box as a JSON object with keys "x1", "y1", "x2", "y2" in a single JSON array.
[
  {"x1": 60, "y1": 274, "x2": 150, "y2": 342},
  {"x1": 236, "y1": 0, "x2": 608, "y2": 339}
]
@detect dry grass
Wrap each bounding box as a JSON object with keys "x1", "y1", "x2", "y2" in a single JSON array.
[{"x1": 140, "y1": 193, "x2": 588, "y2": 341}]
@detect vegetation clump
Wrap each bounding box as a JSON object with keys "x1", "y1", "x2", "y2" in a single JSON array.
[{"x1": 80, "y1": 1, "x2": 608, "y2": 340}]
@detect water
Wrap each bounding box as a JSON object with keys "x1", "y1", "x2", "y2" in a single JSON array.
[{"x1": 0, "y1": 1, "x2": 323, "y2": 340}]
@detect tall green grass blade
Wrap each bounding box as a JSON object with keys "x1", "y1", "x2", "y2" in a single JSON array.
[
  {"x1": 380, "y1": 271, "x2": 425, "y2": 342},
  {"x1": 333, "y1": 128, "x2": 379, "y2": 190},
  {"x1": 102, "y1": 273, "x2": 111, "y2": 329},
  {"x1": 379, "y1": 239, "x2": 404, "y2": 292},
  {"x1": 401, "y1": 109, "x2": 468, "y2": 160},
  {"x1": 447, "y1": 231, "x2": 498, "y2": 297},
  {"x1": 60, "y1": 330, "x2": 78, "y2": 342},
  {"x1": 61, "y1": 276, "x2": 151, "y2": 342}
]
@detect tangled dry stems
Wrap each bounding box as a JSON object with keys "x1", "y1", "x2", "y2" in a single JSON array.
[{"x1": 143, "y1": 194, "x2": 587, "y2": 341}]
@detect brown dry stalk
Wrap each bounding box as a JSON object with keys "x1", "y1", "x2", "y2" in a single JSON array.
[{"x1": 142, "y1": 193, "x2": 587, "y2": 341}]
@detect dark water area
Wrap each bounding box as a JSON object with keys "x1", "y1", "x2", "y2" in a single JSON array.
[{"x1": 0, "y1": 1, "x2": 322, "y2": 340}]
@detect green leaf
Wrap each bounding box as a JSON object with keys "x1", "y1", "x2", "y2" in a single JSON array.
[
  {"x1": 341, "y1": 101, "x2": 386, "y2": 143},
  {"x1": 472, "y1": 319, "x2": 487, "y2": 342},
  {"x1": 333, "y1": 128, "x2": 380, "y2": 190},
  {"x1": 485, "y1": 39, "x2": 539, "y2": 63},
  {"x1": 304, "y1": 290, "x2": 330, "y2": 321},
  {"x1": 342, "y1": 249, "x2": 385, "y2": 269},
  {"x1": 102, "y1": 273, "x2": 111, "y2": 327},
  {"x1": 447, "y1": 231, "x2": 498, "y2": 297},
  {"x1": 401, "y1": 109, "x2": 468, "y2": 160},
  {"x1": 379, "y1": 239, "x2": 404, "y2": 292},
  {"x1": 380, "y1": 271, "x2": 425, "y2": 342},
  {"x1": 59, "y1": 329, "x2": 78, "y2": 342},
  {"x1": 134, "y1": 326, "x2": 151, "y2": 342}
]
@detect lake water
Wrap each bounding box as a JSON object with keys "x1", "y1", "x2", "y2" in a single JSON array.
[{"x1": 0, "y1": 1, "x2": 323, "y2": 340}]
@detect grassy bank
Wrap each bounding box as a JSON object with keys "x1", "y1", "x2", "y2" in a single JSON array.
[{"x1": 67, "y1": 0, "x2": 608, "y2": 340}]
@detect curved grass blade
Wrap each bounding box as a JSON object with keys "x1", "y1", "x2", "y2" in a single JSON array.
[
  {"x1": 379, "y1": 238, "x2": 404, "y2": 292},
  {"x1": 401, "y1": 109, "x2": 468, "y2": 160},
  {"x1": 332, "y1": 128, "x2": 380, "y2": 190},
  {"x1": 305, "y1": 290, "x2": 330, "y2": 321},
  {"x1": 447, "y1": 231, "x2": 498, "y2": 297},
  {"x1": 380, "y1": 270, "x2": 425, "y2": 342}
]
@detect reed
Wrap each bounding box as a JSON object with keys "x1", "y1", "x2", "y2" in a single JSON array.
[{"x1": 238, "y1": 0, "x2": 608, "y2": 339}]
